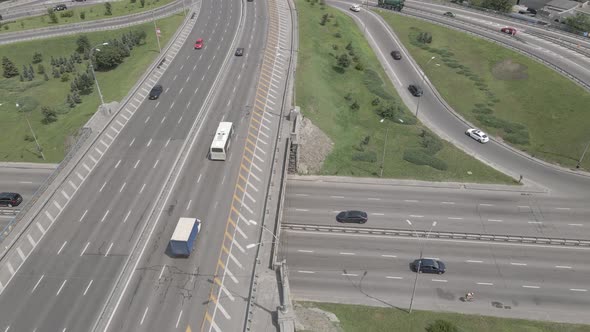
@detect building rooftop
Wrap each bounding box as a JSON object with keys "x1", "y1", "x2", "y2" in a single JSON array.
[{"x1": 545, "y1": 0, "x2": 580, "y2": 11}]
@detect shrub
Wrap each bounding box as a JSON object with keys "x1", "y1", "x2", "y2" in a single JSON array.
[
  {"x1": 371, "y1": 98, "x2": 381, "y2": 106},
  {"x1": 41, "y1": 106, "x2": 58, "y2": 124},
  {"x1": 61, "y1": 73, "x2": 70, "y2": 82},
  {"x1": 403, "y1": 149, "x2": 448, "y2": 170},
  {"x1": 32, "y1": 52, "x2": 43, "y2": 64},
  {"x1": 504, "y1": 131, "x2": 530, "y2": 145},
  {"x1": 447, "y1": 62, "x2": 460, "y2": 69},
  {"x1": 426, "y1": 319, "x2": 459, "y2": 332},
  {"x1": 350, "y1": 101, "x2": 359, "y2": 111},
  {"x1": 332, "y1": 44, "x2": 339, "y2": 50},
  {"x1": 363, "y1": 69, "x2": 393, "y2": 100},
  {"x1": 352, "y1": 151, "x2": 377, "y2": 162},
  {"x1": 472, "y1": 107, "x2": 493, "y2": 114},
  {"x1": 334, "y1": 32, "x2": 341, "y2": 38},
  {"x1": 80, "y1": 11, "x2": 86, "y2": 19},
  {"x1": 60, "y1": 10, "x2": 74, "y2": 18},
  {"x1": 419, "y1": 130, "x2": 443, "y2": 155},
  {"x1": 354, "y1": 62, "x2": 364, "y2": 71}
]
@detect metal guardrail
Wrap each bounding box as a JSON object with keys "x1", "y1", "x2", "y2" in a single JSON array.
[
  {"x1": 282, "y1": 223, "x2": 590, "y2": 246},
  {"x1": 526, "y1": 30, "x2": 590, "y2": 58},
  {"x1": 0, "y1": 209, "x2": 20, "y2": 216}
]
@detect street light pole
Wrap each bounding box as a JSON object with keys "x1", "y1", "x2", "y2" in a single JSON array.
[
  {"x1": 576, "y1": 140, "x2": 590, "y2": 169},
  {"x1": 407, "y1": 220, "x2": 437, "y2": 314},
  {"x1": 379, "y1": 118, "x2": 389, "y2": 177},
  {"x1": 89, "y1": 42, "x2": 109, "y2": 106},
  {"x1": 17, "y1": 103, "x2": 45, "y2": 161}
]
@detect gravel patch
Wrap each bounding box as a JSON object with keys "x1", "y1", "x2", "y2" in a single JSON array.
[
  {"x1": 297, "y1": 117, "x2": 334, "y2": 175},
  {"x1": 294, "y1": 302, "x2": 342, "y2": 332}
]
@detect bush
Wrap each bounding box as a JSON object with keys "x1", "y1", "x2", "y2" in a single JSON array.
[
  {"x1": 32, "y1": 52, "x2": 43, "y2": 64},
  {"x1": 61, "y1": 73, "x2": 70, "y2": 82},
  {"x1": 363, "y1": 69, "x2": 393, "y2": 100},
  {"x1": 350, "y1": 101, "x2": 359, "y2": 111},
  {"x1": 426, "y1": 319, "x2": 459, "y2": 332},
  {"x1": 332, "y1": 44, "x2": 338, "y2": 50},
  {"x1": 371, "y1": 98, "x2": 381, "y2": 106},
  {"x1": 419, "y1": 130, "x2": 443, "y2": 155},
  {"x1": 504, "y1": 131, "x2": 530, "y2": 145},
  {"x1": 352, "y1": 151, "x2": 377, "y2": 162},
  {"x1": 60, "y1": 10, "x2": 74, "y2": 18},
  {"x1": 472, "y1": 107, "x2": 493, "y2": 114},
  {"x1": 41, "y1": 106, "x2": 58, "y2": 124},
  {"x1": 403, "y1": 149, "x2": 448, "y2": 170},
  {"x1": 80, "y1": 11, "x2": 86, "y2": 19},
  {"x1": 334, "y1": 32, "x2": 342, "y2": 38},
  {"x1": 354, "y1": 62, "x2": 364, "y2": 71}
]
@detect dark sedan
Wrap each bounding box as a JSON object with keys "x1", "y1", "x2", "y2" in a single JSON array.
[
  {"x1": 411, "y1": 258, "x2": 446, "y2": 274},
  {"x1": 0, "y1": 192, "x2": 23, "y2": 207},
  {"x1": 390, "y1": 50, "x2": 402, "y2": 60},
  {"x1": 149, "y1": 84, "x2": 163, "y2": 100},
  {"x1": 336, "y1": 210, "x2": 368, "y2": 224}
]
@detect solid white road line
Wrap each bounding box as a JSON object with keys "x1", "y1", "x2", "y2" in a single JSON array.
[
  {"x1": 124, "y1": 210, "x2": 131, "y2": 223},
  {"x1": 339, "y1": 252, "x2": 355, "y2": 255},
  {"x1": 488, "y1": 219, "x2": 503, "y2": 222},
  {"x1": 295, "y1": 193, "x2": 308, "y2": 196},
  {"x1": 140, "y1": 306, "x2": 149, "y2": 325},
  {"x1": 386, "y1": 276, "x2": 403, "y2": 279},
  {"x1": 466, "y1": 260, "x2": 483, "y2": 263},
  {"x1": 432, "y1": 279, "x2": 447, "y2": 282},
  {"x1": 522, "y1": 285, "x2": 540, "y2": 289},
  {"x1": 101, "y1": 210, "x2": 110, "y2": 223},
  {"x1": 555, "y1": 265, "x2": 572, "y2": 269},
  {"x1": 570, "y1": 288, "x2": 587, "y2": 292},
  {"x1": 57, "y1": 241, "x2": 67, "y2": 255},
  {"x1": 80, "y1": 242, "x2": 90, "y2": 256},
  {"x1": 159, "y1": 265, "x2": 166, "y2": 280},
  {"x1": 99, "y1": 181, "x2": 107, "y2": 192},
  {"x1": 105, "y1": 243, "x2": 113, "y2": 257},
  {"x1": 476, "y1": 282, "x2": 494, "y2": 286},
  {"x1": 342, "y1": 273, "x2": 358, "y2": 277},
  {"x1": 56, "y1": 280, "x2": 67, "y2": 296},
  {"x1": 175, "y1": 310, "x2": 183, "y2": 328},
  {"x1": 140, "y1": 183, "x2": 146, "y2": 193},
  {"x1": 297, "y1": 271, "x2": 315, "y2": 274},
  {"x1": 381, "y1": 254, "x2": 397, "y2": 258},
  {"x1": 510, "y1": 262, "x2": 527, "y2": 266},
  {"x1": 297, "y1": 250, "x2": 314, "y2": 253}
]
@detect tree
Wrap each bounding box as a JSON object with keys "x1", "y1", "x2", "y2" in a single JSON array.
[
  {"x1": 47, "y1": 8, "x2": 58, "y2": 23},
  {"x1": 337, "y1": 54, "x2": 350, "y2": 68},
  {"x1": 130, "y1": 0, "x2": 137, "y2": 3},
  {"x1": 481, "y1": 0, "x2": 513, "y2": 12},
  {"x1": 32, "y1": 52, "x2": 43, "y2": 63},
  {"x1": 72, "y1": 89, "x2": 82, "y2": 103},
  {"x1": 320, "y1": 13, "x2": 328, "y2": 25},
  {"x1": 66, "y1": 94, "x2": 76, "y2": 108},
  {"x1": 52, "y1": 67, "x2": 61, "y2": 78},
  {"x1": 80, "y1": 11, "x2": 86, "y2": 20},
  {"x1": 93, "y1": 45, "x2": 125, "y2": 70},
  {"x1": 76, "y1": 35, "x2": 91, "y2": 54},
  {"x1": 41, "y1": 106, "x2": 58, "y2": 124},
  {"x1": 44, "y1": 72, "x2": 49, "y2": 81},
  {"x1": 564, "y1": 13, "x2": 590, "y2": 32},
  {"x1": 28, "y1": 64, "x2": 34, "y2": 77},
  {"x1": 104, "y1": 2, "x2": 112, "y2": 15},
  {"x1": 19, "y1": 74, "x2": 24, "y2": 82},
  {"x1": 37, "y1": 64, "x2": 45, "y2": 74},
  {"x1": 2, "y1": 56, "x2": 19, "y2": 78},
  {"x1": 78, "y1": 72, "x2": 94, "y2": 94},
  {"x1": 140, "y1": 0, "x2": 145, "y2": 7}
]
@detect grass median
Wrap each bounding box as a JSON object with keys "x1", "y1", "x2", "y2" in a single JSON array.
[
  {"x1": 295, "y1": 0, "x2": 514, "y2": 184},
  {"x1": 298, "y1": 302, "x2": 590, "y2": 332},
  {"x1": 377, "y1": 10, "x2": 590, "y2": 170},
  {"x1": 0, "y1": 12, "x2": 184, "y2": 162},
  {"x1": 0, "y1": 0, "x2": 175, "y2": 34}
]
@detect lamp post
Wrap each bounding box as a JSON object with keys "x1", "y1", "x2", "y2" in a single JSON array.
[
  {"x1": 379, "y1": 118, "x2": 390, "y2": 178},
  {"x1": 407, "y1": 219, "x2": 437, "y2": 314},
  {"x1": 17, "y1": 103, "x2": 45, "y2": 161},
  {"x1": 415, "y1": 56, "x2": 439, "y2": 118},
  {"x1": 576, "y1": 140, "x2": 590, "y2": 169},
  {"x1": 89, "y1": 42, "x2": 109, "y2": 107}
]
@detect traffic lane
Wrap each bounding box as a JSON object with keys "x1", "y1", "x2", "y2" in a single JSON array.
[
  {"x1": 0, "y1": 166, "x2": 54, "y2": 203},
  {"x1": 282, "y1": 230, "x2": 590, "y2": 283},
  {"x1": 0, "y1": 0, "x2": 227, "y2": 326},
  {"x1": 342, "y1": 2, "x2": 590, "y2": 196},
  {"x1": 404, "y1": 0, "x2": 590, "y2": 49}
]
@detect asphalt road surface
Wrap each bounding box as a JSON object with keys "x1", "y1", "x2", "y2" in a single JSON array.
[
  {"x1": 0, "y1": 0, "x2": 257, "y2": 330},
  {"x1": 284, "y1": 177, "x2": 590, "y2": 239},
  {"x1": 283, "y1": 229, "x2": 590, "y2": 324},
  {"x1": 329, "y1": 0, "x2": 590, "y2": 198}
]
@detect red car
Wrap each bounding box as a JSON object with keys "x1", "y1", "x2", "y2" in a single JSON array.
[
  {"x1": 500, "y1": 27, "x2": 517, "y2": 35},
  {"x1": 194, "y1": 38, "x2": 204, "y2": 49}
]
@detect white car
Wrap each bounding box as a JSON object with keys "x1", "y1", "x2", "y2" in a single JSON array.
[
  {"x1": 350, "y1": 4, "x2": 361, "y2": 12},
  {"x1": 465, "y1": 128, "x2": 490, "y2": 143}
]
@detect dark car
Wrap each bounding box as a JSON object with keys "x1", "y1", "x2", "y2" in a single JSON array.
[
  {"x1": 336, "y1": 210, "x2": 368, "y2": 224},
  {"x1": 0, "y1": 192, "x2": 23, "y2": 207},
  {"x1": 149, "y1": 84, "x2": 163, "y2": 100},
  {"x1": 443, "y1": 11, "x2": 455, "y2": 18},
  {"x1": 235, "y1": 47, "x2": 244, "y2": 56},
  {"x1": 408, "y1": 84, "x2": 423, "y2": 97},
  {"x1": 500, "y1": 27, "x2": 517, "y2": 35},
  {"x1": 411, "y1": 258, "x2": 446, "y2": 274},
  {"x1": 53, "y1": 4, "x2": 67, "y2": 11},
  {"x1": 390, "y1": 50, "x2": 402, "y2": 60}
]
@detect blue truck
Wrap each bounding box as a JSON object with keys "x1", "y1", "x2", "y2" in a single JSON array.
[{"x1": 169, "y1": 217, "x2": 201, "y2": 258}]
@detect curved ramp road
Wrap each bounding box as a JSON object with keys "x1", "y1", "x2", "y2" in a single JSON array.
[
  {"x1": 329, "y1": 0, "x2": 590, "y2": 197},
  {"x1": 0, "y1": 0, "x2": 125, "y2": 21},
  {"x1": 283, "y1": 229, "x2": 590, "y2": 324},
  {"x1": 0, "y1": 0, "x2": 185, "y2": 45}
]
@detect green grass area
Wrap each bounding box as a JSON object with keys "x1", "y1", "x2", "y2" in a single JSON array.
[
  {"x1": 377, "y1": 11, "x2": 590, "y2": 170},
  {"x1": 295, "y1": 0, "x2": 515, "y2": 184},
  {"x1": 299, "y1": 302, "x2": 590, "y2": 332},
  {"x1": 0, "y1": 0, "x2": 175, "y2": 34},
  {"x1": 0, "y1": 12, "x2": 184, "y2": 162}
]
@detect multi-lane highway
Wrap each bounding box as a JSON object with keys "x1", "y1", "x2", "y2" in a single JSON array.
[
  {"x1": 283, "y1": 228, "x2": 590, "y2": 324},
  {"x1": 284, "y1": 177, "x2": 590, "y2": 239}
]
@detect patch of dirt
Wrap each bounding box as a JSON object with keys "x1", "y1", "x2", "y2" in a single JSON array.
[
  {"x1": 491, "y1": 59, "x2": 528, "y2": 80},
  {"x1": 297, "y1": 117, "x2": 334, "y2": 174},
  {"x1": 294, "y1": 303, "x2": 343, "y2": 332}
]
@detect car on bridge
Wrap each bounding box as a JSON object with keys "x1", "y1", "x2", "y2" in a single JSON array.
[
  {"x1": 336, "y1": 210, "x2": 368, "y2": 224},
  {"x1": 235, "y1": 47, "x2": 244, "y2": 56},
  {"x1": 500, "y1": 27, "x2": 517, "y2": 35},
  {"x1": 411, "y1": 258, "x2": 446, "y2": 274},
  {"x1": 465, "y1": 128, "x2": 490, "y2": 143},
  {"x1": 149, "y1": 84, "x2": 163, "y2": 100},
  {"x1": 0, "y1": 192, "x2": 23, "y2": 207}
]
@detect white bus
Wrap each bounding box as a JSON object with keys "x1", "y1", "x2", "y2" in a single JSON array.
[{"x1": 209, "y1": 122, "x2": 234, "y2": 160}]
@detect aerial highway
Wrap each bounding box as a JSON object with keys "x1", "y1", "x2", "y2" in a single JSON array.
[
  {"x1": 0, "y1": 0, "x2": 284, "y2": 331},
  {"x1": 328, "y1": 0, "x2": 590, "y2": 197},
  {"x1": 282, "y1": 228, "x2": 590, "y2": 324},
  {"x1": 284, "y1": 176, "x2": 590, "y2": 239}
]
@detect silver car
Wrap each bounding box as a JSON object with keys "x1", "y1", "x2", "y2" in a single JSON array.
[{"x1": 465, "y1": 128, "x2": 490, "y2": 143}]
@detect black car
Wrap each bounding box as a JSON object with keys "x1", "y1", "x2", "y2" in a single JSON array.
[
  {"x1": 235, "y1": 48, "x2": 244, "y2": 56},
  {"x1": 408, "y1": 84, "x2": 423, "y2": 97},
  {"x1": 0, "y1": 192, "x2": 23, "y2": 207},
  {"x1": 390, "y1": 50, "x2": 402, "y2": 60},
  {"x1": 411, "y1": 258, "x2": 446, "y2": 274},
  {"x1": 336, "y1": 210, "x2": 368, "y2": 224},
  {"x1": 149, "y1": 84, "x2": 163, "y2": 100},
  {"x1": 53, "y1": 4, "x2": 67, "y2": 11}
]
